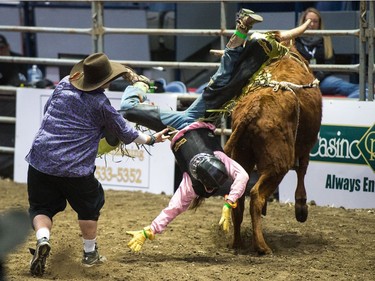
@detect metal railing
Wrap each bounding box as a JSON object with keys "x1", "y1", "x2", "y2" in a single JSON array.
[
  {"x1": 0, "y1": 1, "x2": 372, "y2": 77},
  {"x1": 0, "y1": 0, "x2": 374, "y2": 154}
]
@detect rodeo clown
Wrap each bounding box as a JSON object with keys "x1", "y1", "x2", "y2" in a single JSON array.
[{"x1": 26, "y1": 53, "x2": 169, "y2": 277}]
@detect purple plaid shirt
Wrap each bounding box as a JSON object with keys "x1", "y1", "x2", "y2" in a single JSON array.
[{"x1": 25, "y1": 76, "x2": 139, "y2": 177}]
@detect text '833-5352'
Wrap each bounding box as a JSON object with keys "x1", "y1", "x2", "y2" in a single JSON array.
[{"x1": 95, "y1": 166, "x2": 142, "y2": 184}]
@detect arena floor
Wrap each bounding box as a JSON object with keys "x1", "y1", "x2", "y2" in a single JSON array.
[{"x1": 1, "y1": 178, "x2": 374, "y2": 281}]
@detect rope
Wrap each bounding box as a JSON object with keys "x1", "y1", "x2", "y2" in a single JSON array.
[
  {"x1": 251, "y1": 72, "x2": 320, "y2": 144},
  {"x1": 265, "y1": 78, "x2": 320, "y2": 93}
]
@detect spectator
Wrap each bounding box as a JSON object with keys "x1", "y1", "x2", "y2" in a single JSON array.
[
  {"x1": 26, "y1": 53, "x2": 169, "y2": 277},
  {"x1": 0, "y1": 34, "x2": 27, "y2": 86},
  {"x1": 295, "y1": 7, "x2": 366, "y2": 98}
]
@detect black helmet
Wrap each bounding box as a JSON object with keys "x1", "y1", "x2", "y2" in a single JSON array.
[{"x1": 189, "y1": 153, "x2": 228, "y2": 191}]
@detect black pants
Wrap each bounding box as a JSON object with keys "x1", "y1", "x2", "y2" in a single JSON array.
[{"x1": 27, "y1": 165, "x2": 105, "y2": 221}]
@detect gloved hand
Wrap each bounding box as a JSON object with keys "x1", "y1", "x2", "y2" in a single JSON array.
[
  {"x1": 219, "y1": 203, "x2": 232, "y2": 233},
  {"x1": 123, "y1": 67, "x2": 151, "y2": 86},
  {"x1": 126, "y1": 226, "x2": 155, "y2": 252},
  {"x1": 97, "y1": 138, "x2": 118, "y2": 157},
  {"x1": 134, "y1": 81, "x2": 149, "y2": 94},
  {"x1": 219, "y1": 196, "x2": 237, "y2": 233}
]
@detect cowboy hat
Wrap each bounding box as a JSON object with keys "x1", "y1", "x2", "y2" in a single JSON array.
[{"x1": 69, "y1": 52, "x2": 126, "y2": 91}]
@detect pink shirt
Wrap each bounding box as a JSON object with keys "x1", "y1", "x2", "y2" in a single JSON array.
[{"x1": 150, "y1": 122, "x2": 249, "y2": 234}]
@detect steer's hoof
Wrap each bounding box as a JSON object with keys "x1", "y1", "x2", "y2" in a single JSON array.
[{"x1": 295, "y1": 202, "x2": 308, "y2": 222}]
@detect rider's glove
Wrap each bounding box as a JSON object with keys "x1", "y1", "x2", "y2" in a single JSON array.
[
  {"x1": 218, "y1": 195, "x2": 237, "y2": 232},
  {"x1": 126, "y1": 226, "x2": 155, "y2": 252}
]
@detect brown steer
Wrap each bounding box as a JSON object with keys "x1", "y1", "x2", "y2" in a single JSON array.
[{"x1": 224, "y1": 36, "x2": 322, "y2": 255}]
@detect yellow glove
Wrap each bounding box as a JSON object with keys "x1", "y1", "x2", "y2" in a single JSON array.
[
  {"x1": 219, "y1": 195, "x2": 237, "y2": 233},
  {"x1": 126, "y1": 226, "x2": 155, "y2": 252},
  {"x1": 97, "y1": 138, "x2": 118, "y2": 157},
  {"x1": 219, "y1": 203, "x2": 232, "y2": 233}
]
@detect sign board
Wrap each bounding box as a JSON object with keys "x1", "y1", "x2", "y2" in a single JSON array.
[
  {"x1": 279, "y1": 99, "x2": 375, "y2": 208},
  {"x1": 14, "y1": 88, "x2": 176, "y2": 195}
]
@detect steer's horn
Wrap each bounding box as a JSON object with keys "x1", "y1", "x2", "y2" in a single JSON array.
[
  {"x1": 279, "y1": 19, "x2": 311, "y2": 41},
  {"x1": 209, "y1": 19, "x2": 311, "y2": 56}
]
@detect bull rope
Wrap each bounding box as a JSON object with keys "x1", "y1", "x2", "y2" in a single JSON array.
[
  {"x1": 250, "y1": 64, "x2": 320, "y2": 143},
  {"x1": 255, "y1": 75, "x2": 320, "y2": 93}
]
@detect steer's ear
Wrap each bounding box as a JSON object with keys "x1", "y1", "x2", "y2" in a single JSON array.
[{"x1": 281, "y1": 38, "x2": 295, "y2": 48}]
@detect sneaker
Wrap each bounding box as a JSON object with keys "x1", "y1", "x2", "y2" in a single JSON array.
[
  {"x1": 81, "y1": 246, "x2": 106, "y2": 267},
  {"x1": 236, "y1": 8, "x2": 263, "y2": 32},
  {"x1": 29, "y1": 237, "x2": 51, "y2": 277}
]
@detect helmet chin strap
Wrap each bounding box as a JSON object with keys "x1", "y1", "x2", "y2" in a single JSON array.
[{"x1": 204, "y1": 185, "x2": 217, "y2": 193}]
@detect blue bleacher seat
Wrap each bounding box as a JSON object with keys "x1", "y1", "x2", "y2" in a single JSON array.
[{"x1": 165, "y1": 81, "x2": 187, "y2": 93}]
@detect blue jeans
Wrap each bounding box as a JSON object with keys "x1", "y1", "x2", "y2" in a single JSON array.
[
  {"x1": 121, "y1": 86, "x2": 206, "y2": 130},
  {"x1": 121, "y1": 47, "x2": 243, "y2": 130},
  {"x1": 210, "y1": 46, "x2": 243, "y2": 87},
  {"x1": 320, "y1": 75, "x2": 361, "y2": 98}
]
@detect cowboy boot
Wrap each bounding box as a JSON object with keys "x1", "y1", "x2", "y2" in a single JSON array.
[
  {"x1": 120, "y1": 104, "x2": 167, "y2": 132},
  {"x1": 226, "y1": 9, "x2": 263, "y2": 49}
]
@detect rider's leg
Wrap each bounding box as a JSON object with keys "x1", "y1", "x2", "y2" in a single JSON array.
[
  {"x1": 209, "y1": 9, "x2": 264, "y2": 88},
  {"x1": 120, "y1": 82, "x2": 199, "y2": 131},
  {"x1": 120, "y1": 9, "x2": 266, "y2": 130}
]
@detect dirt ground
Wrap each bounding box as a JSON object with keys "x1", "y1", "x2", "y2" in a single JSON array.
[{"x1": 0, "y1": 177, "x2": 374, "y2": 281}]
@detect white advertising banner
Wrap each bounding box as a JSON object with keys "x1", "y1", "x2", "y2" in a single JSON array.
[
  {"x1": 279, "y1": 99, "x2": 375, "y2": 209},
  {"x1": 14, "y1": 88, "x2": 176, "y2": 195}
]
